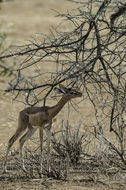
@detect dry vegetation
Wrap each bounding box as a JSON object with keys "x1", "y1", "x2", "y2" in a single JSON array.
[{"x1": 0, "y1": 0, "x2": 126, "y2": 189}]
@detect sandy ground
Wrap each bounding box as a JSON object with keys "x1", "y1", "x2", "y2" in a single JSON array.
[{"x1": 0, "y1": 1, "x2": 126, "y2": 189}]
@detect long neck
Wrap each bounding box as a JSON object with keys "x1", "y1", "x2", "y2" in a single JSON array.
[{"x1": 48, "y1": 95, "x2": 70, "y2": 118}]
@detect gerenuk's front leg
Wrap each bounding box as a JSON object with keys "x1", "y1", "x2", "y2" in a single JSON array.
[
  {"x1": 45, "y1": 125, "x2": 51, "y2": 173},
  {"x1": 39, "y1": 127, "x2": 43, "y2": 171}
]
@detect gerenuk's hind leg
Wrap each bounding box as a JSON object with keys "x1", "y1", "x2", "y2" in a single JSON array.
[
  {"x1": 3, "y1": 126, "x2": 26, "y2": 172},
  {"x1": 19, "y1": 124, "x2": 36, "y2": 171}
]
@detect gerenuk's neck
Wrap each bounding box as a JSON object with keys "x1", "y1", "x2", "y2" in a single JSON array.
[{"x1": 48, "y1": 95, "x2": 70, "y2": 118}]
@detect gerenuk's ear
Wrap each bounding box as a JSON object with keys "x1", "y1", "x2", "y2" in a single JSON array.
[
  {"x1": 54, "y1": 87, "x2": 65, "y2": 95},
  {"x1": 59, "y1": 84, "x2": 68, "y2": 93}
]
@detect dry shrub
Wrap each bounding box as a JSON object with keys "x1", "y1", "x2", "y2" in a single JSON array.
[
  {"x1": 94, "y1": 131, "x2": 126, "y2": 170},
  {"x1": 51, "y1": 121, "x2": 85, "y2": 167},
  {"x1": 20, "y1": 121, "x2": 86, "y2": 179}
]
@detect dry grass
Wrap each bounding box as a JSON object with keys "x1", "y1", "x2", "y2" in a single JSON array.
[{"x1": 1, "y1": 122, "x2": 126, "y2": 189}]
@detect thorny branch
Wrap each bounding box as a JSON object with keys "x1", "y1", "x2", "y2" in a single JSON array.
[{"x1": 0, "y1": 0, "x2": 126, "y2": 140}]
